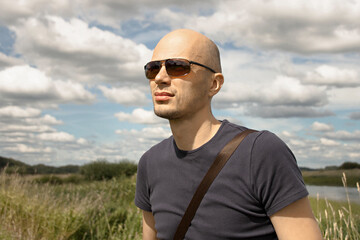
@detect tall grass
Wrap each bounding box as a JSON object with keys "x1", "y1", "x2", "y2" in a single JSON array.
[
  {"x1": 310, "y1": 173, "x2": 360, "y2": 240},
  {"x1": 1, "y1": 167, "x2": 359, "y2": 239},
  {"x1": 0, "y1": 168, "x2": 142, "y2": 239}
]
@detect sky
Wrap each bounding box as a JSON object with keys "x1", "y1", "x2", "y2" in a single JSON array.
[{"x1": 0, "y1": 0, "x2": 359, "y2": 168}]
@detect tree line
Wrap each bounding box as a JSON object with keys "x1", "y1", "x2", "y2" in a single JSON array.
[{"x1": 0, "y1": 156, "x2": 137, "y2": 180}]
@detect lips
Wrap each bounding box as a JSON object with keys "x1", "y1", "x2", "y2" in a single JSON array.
[{"x1": 154, "y1": 92, "x2": 174, "y2": 101}]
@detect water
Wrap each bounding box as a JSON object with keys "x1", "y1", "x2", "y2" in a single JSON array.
[{"x1": 306, "y1": 185, "x2": 360, "y2": 203}]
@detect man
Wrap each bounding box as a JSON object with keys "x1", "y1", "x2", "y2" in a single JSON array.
[{"x1": 135, "y1": 29, "x2": 323, "y2": 240}]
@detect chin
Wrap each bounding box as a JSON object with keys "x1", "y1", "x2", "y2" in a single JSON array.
[{"x1": 154, "y1": 108, "x2": 182, "y2": 120}]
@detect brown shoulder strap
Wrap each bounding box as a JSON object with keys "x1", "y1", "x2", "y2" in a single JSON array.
[{"x1": 173, "y1": 129, "x2": 257, "y2": 240}]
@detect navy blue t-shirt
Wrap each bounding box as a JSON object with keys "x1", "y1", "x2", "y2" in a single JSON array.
[{"x1": 135, "y1": 120, "x2": 308, "y2": 239}]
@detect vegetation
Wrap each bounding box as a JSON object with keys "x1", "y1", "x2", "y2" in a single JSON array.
[
  {"x1": 80, "y1": 160, "x2": 137, "y2": 181},
  {"x1": 1, "y1": 156, "x2": 359, "y2": 239},
  {"x1": 302, "y1": 169, "x2": 360, "y2": 187},
  {"x1": 0, "y1": 156, "x2": 80, "y2": 175},
  {"x1": 309, "y1": 173, "x2": 360, "y2": 240},
  {"x1": 0, "y1": 169, "x2": 142, "y2": 239}
]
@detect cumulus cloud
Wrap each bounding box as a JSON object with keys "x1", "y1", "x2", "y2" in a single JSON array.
[
  {"x1": 0, "y1": 65, "x2": 95, "y2": 107},
  {"x1": 246, "y1": 106, "x2": 334, "y2": 118},
  {"x1": 115, "y1": 108, "x2": 167, "y2": 125},
  {"x1": 320, "y1": 138, "x2": 341, "y2": 146},
  {"x1": 349, "y1": 112, "x2": 360, "y2": 120},
  {"x1": 0, "y1": 0, "x2": 359, "y2": 167},
  {"x1": 98, "y1": 85, "x2": 149, "y2": 106},
  {"x1": 4, "y1": 144, "x2": 52, "y2": 153},
  {"x1": 323, "y1": 130, "x2": 360, "y2": 141},
  {"x1": 311, "y1": 121, "x2": 334, "y2": 132},
  {"x1": 182, "y1": 0, "x2": 360, "y2": 54},
  {"x1": 215, "y1": 75, "x2": 331, "y2": 118},
  {"x1": 116, "y1": 127, "x2": 171, "y2": 141},
  {"x1": 0, "y1": 52, "x2": 23, "y2": 70},
  {"x1": 0, "y1": 106, "x2": 41, "y2": 118},
  {"x1": 0, "y1": 0, "x2": 47, "y2": 24},
  {"x1": 279, "y1": 129, "x2": 359, "y2": 168},
  {"x1": 218, "y1": 76, "x2": 327, "y2": 107},
  {"x1": 304, "y1": 65, "x2": 360, "y2": 88},
  {"x1": 11, "y1": 16, "x2": 152, "y2": 84},
  {"x1": 0, "y1": 124, "x2": 55, "y2": 133},
  {"x1": 37, "y1": 132, "x2": 76, "y2": 142}
]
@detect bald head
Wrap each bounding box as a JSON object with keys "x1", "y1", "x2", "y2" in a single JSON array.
[{"x1": 152, "y1": 29, "x2": 222, "y2": 73}]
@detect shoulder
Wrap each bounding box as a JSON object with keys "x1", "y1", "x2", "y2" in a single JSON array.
[
  {"x1": 252, "y1": 130, "x2": 289, "y2": 149},
  {"x1": 250, "y1": 130, "x2": 294, "y2": 161}
]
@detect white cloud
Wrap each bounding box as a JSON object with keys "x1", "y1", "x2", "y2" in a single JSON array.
[
  {"x1": 11, "y1": 16, "x2": 152, "y2": 84},
  {"x1": 0, "y1": 0, "x2": 47, "y2": 24},
  {"x1": 217, "y1": 76, "x2": 327, "y2": 107},
  {"x1": 327, "y1": 87, "x2": 360, "y2": 110},
  {"x1": 0, "y1": 124, "x2": 55, "y2": 133},
  {"x1": 245, "y1": 106, "x2": 334, "y2": 119},
  {"x1": 184, "y1": 0, "x2": 360, "y2": 53},
  {"x1": 98, "y1": 85, "x2": 149, "y2": 106},
  {"x1": 320, "y1": 138, "x2": 340, "y2": 146},
  {"x1": 0, "y1": 106, "x2": 41, "y2": 118},
  {"x1": 4, "y1": 144, "x2": 52, "y2": 153},
  {"x1": 115, "y1": 108, "x2": 167, "y2": 125},
  {"x1": 304, "y1": 65, "x2": 360, "y2": 88},
  {"x1": 279, "y1": 129, "x2": 359, "y2": 168},
  {"x1": 311, "y1": 121, "x2": 334, "y2": 132},
  {"x1": 0, "y1": 65, "x2": 95, "y2": 106},
  {"x1": 216, "y1": 75, "x2": 331, "y2": 118},
  {"x1": 37, "y1": 132, "x2": 76, "y2": 142},
  {"x1": 35, "y1": 114, "x2": 63, "y2": 125},
  {"x1": 77, "y1": 138, "x2": 88, "y2": 145},
  {"x1": 0, "y1": 52, "x2": 23, "y2": 69},
  {"x1": 0, "y1": 0, "x2": 359, "y2": 168},
  {"x1": 116, "y1": 127, "x2": 171, "y2": 141},
  {"x1": 324, "y1": 130, "x2": 360, "y2": 141}
]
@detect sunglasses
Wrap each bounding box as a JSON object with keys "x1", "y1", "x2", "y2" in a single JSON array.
[{"x1": 144, "y1": 58, "x2": 216, "y2": 79}]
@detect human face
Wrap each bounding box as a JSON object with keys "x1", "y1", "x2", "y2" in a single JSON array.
[
  {"x1": 148, "y1": 29, "x2": 219, "y2": 121},
  {"x1": 149, "y1": 58, "x2": 213, "y2": 121}
]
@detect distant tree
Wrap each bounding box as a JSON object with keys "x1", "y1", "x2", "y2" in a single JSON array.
[
  {"x1": 56, "y1": 165, "x2": 80, "y2": 174},
  {"x1": 0, "y1": 156, "x2": 29, "y2": 169},
  {"x1": 339, "y1": 162, "x2": 360, "y2": 169},
  {"x1": 324, "y1": 165, "x2": 338, "y2": 170},
  {"x1": 80, "y1": 159, "x2": 137, "y2": 181}
]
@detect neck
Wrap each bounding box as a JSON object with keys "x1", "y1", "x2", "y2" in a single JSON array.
[{"x1": 169, "y1": 110, "x2": 221, "y2": 151}]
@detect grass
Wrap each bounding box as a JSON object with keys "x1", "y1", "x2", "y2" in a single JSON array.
[
  {"x1": 0, "y1": 169, "x2": 359, "y2": 239},
  {"x1": 309, "y1": 173, "x2": 360, "y2": 240},
  {"x1": 0, "y1": 171, "x2": 142, "y2": 240},
  {"x1": 302, "y1": 169, "x2": 360, "y2": 187}
]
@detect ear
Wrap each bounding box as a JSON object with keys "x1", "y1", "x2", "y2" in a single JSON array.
[{"x1": 209, "y1": 73, "x2": 224, "y2": 97}]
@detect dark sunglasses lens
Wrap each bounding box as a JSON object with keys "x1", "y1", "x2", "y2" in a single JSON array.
[
  {"x1": 145, "y1": 61, "x2": 161, "y2": 79},
  {"x1": 165, "y1": 59, "x2": 190, "y2": 76}
]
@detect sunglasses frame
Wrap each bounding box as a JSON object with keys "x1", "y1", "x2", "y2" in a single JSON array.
[{"x1": 144, "y1": 58, "x2": 216, "y2": 79}]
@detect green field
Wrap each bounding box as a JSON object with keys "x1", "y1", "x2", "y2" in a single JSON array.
[
  {"x1": 0, "y1": 170, "x2": 359, "y2": 240},
  {"x1": 0, "y1": 173, "x2": 142, "y2": 240},
  {"x1": 302, "y1": 169, "x2": 360, "y2": 187}
]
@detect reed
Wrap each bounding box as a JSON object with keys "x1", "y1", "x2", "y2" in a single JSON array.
[
  {"x1": 0, "y1": 168, "x2": 142, "y2": 240},
  {"x1": 309, "y1": 173, "x2": 360, "y2": 240}
]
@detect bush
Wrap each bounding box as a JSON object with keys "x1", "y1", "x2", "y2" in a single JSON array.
[
  {"x1": 33, "y1": 175, "x2": 64, "y2": 185},
  {"x1": 32, "y1": 174, "x2": 85, "y2": 185},
  {"x1": 80, "y1": 160, "x2": 137, "y2": 181},
  {"x1": 339, "y1": 162, "x2": 360, "y2": 170}
]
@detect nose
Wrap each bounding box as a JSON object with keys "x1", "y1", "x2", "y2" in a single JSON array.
[{"x1": 154, "y1": 64, "x2": 171, "y2": 85}]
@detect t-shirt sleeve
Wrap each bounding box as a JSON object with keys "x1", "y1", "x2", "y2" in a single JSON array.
[
  {"x1": 135, "y1": 154, "x2": 152, "y2": 212},
  {"x1": 251, "y1": 131, "x2": 308, "y2": 216}
]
